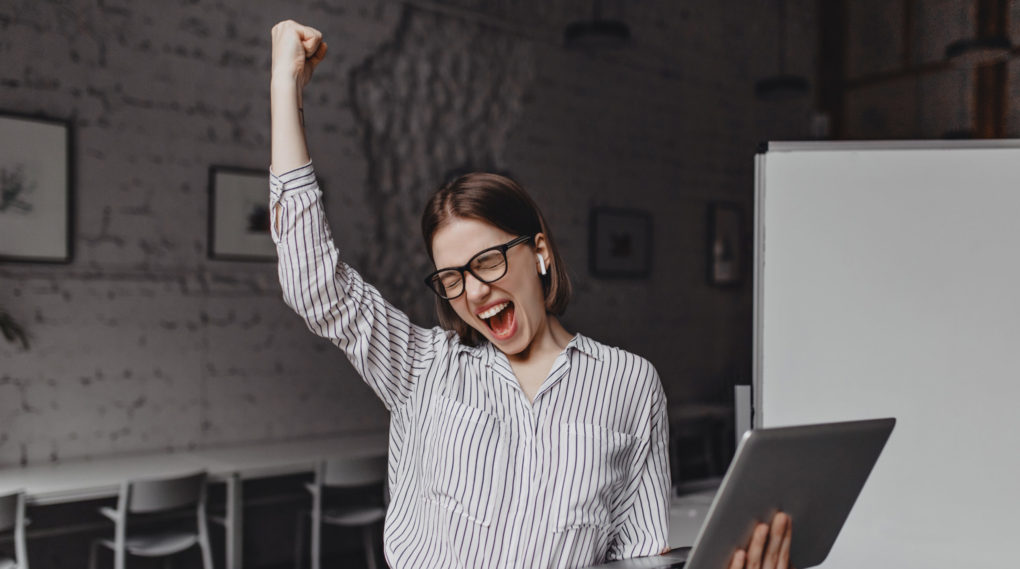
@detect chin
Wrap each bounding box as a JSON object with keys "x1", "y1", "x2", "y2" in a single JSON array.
[
  {"x1": 494, "y1": 337, "x2": 527, "y2": 355},
  {"x1": 476, "y1": 322, "x2": 529, "y2": 355}
]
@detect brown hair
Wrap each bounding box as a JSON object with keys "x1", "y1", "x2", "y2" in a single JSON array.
[{"x1": 421, "y1": 172, "x2": 572, "y2": 346}]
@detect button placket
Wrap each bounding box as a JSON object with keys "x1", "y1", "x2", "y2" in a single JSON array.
[{"x1": 529, "y1": 400, "x2": 542, "y2": 485}]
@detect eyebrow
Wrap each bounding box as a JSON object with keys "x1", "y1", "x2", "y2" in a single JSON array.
[
  {"x1": 433, "y1": 242, "x2": 505, "y2": 272},
  {"x1": 437, "y1": 232, "x2": 535, "y2": 269}
]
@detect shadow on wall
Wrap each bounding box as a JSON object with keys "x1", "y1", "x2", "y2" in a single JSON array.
[{"x1": 349, "y1": 5, "x2": 535, "y2": 324}]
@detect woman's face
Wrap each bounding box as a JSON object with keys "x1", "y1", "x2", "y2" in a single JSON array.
[{"x1": 431, "y1": 217, "x2": 549, "y2": 355}]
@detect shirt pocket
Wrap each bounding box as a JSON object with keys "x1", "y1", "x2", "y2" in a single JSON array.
[
  {"x1": 552, "y1": 422, "x2": 638, "y2": 532},
  {"x1": 422, "y1": 395, "x2": 507, "y2": 527}
]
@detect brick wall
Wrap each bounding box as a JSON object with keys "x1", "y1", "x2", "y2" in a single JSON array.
[{"x1": 0, "y1": 0, "x2": 817, "y2": 467}]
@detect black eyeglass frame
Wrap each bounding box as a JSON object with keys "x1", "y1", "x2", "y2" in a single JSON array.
[{"x1": 424, "y1": 235, "x2": 535, "y2": 300}]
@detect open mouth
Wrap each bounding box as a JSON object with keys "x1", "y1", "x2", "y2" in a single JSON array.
[{"x1": 479, "y1": 301, "x2": 516, "y2": 340}]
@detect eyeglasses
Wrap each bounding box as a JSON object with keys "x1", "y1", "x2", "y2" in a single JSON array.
[{"x1": 424, "y1": 235, "x2": 534, "y2": 300}]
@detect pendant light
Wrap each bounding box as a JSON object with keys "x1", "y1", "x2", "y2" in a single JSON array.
[
  {"x1": 564, "y1": 0, "x2": 631, "y2": 50},
  {"x1": 755, "y1": 0, "x2": 810, "y2": 100},
  {"x1": 945, "y1": 0, "x2": 1013, "y2": 67}
]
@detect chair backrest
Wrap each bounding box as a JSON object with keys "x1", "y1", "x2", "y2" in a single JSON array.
[
  {"x1": 0, "y1": 491, "x2": 20, "y2": 533},
  {"x1": 319, "y1": 456, "x2": 387, "y2": 488},
  {"x1": 127, "y1": 471, "x2": 206, "y2": 514}
]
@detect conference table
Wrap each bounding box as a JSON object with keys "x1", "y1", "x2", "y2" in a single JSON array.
[{"x1": 0, "y1": 431, "x2": 388, "y2": 569}]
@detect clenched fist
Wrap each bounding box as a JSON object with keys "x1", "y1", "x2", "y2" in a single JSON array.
[{"x1": 271, "y1": 20, "x2": 327, "y2": 90}]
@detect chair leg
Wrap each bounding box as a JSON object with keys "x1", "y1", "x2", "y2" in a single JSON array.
[
  {"x1": 199, "y1": 527, "x2": 214, "y2": 569},
  {"x1": 197, "y1": 495, "x2": 214, "y2": 569},
  {"x1": 310, "y1": 515, "x2": 320, "y2": 569},
  {"x1": 14, "y1": 526, "x2": 28, "y2": 569},
  {"x1": 88, "y1": 541, "x2": 101, "y2": 569},
  {"x1": 293, "y1": 511, "x2": 306, "y2": 569},
  {"x1": 362, "y1": 525, "x2": 378, "y2": 569}
]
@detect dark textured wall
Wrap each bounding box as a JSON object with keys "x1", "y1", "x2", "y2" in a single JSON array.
[
  {"x1": 842, "y1": 0, "x2": 1020, "y2": 138},
  {"x1": 350, "y1": 7, "x2": 535, "y2": 324},
  {"x1": 0, "y1": 0, "x2": 817, "y2": 467}
]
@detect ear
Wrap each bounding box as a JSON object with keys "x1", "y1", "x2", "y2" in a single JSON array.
[{"x1": 533, "y1": 233, "x2": 551, "y2": 272}]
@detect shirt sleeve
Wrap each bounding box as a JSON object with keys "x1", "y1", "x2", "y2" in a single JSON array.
[
  {"x1": 270, "y1": 162, "x2": 443, "y2": 411},
  {"x1": 604, "y1": 371, "x2": 671, "y2": 560}
]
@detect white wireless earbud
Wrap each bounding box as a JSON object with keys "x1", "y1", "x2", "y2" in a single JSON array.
[{"x1": 538, "y1": 254, "x2": 547, "y2": 275}]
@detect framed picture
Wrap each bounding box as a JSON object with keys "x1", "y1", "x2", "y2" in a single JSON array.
[
  {"x1": 208, "y1": 166, "x2": 275, "y2": 261},
  {"x1": 589, "y1": 207, "x2": 653, "y2": 278},
  {"x1": 0, "y1": 112, "x2": 73, "y2": 263},
  {"x1": 707, "y1": 202, "x2": 743, "y2": 286}
]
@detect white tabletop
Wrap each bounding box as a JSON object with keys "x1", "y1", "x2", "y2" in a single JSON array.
[
  {"x1": 192, "y1": 431, "x2": 389, "y2": 480},
  {"x1": 0, "y1": 452, "x2": 211, "y2": 505},
  {"x1": 669, "y1": 482, "x2": 719, "y2": 548},
  {"x1": 0, "y1": 431, "x2": 388, "y2": 505}
]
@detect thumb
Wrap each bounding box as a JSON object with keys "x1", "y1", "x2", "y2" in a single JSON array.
[
  {"x1": 300, "y1": 34, "x2": 323, "y2": 58},
  {"x1": 307, "y1": 41, "x2": 327, "y2": 66}
]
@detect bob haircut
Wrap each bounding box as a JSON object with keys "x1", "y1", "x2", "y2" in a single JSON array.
[{"x1": 421, "y1": 172, "x2": 572, "y2": 347}]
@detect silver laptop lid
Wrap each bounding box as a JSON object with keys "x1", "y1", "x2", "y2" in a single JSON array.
[
  {"x1": 585, "y1": 418, "x2": 894, "y2": 569},
  {"x1": 684, "y1": 418, "x2": 895, "y2": 569}
]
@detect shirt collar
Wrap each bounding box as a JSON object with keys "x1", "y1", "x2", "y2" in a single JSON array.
[
  {"x1": 453, "y1": 338, "x2": 485, "y2": 359},
  {"x1": 566, "y1": 333, "x2": 602, "y2": 361}
]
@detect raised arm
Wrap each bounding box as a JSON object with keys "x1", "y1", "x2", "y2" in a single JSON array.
[
  {"x1": 268, "y1": 20, "x2": 444, "y2": 412},
  {"x1": 270, "y1": 20, "x2": 325, "y2": 174}
]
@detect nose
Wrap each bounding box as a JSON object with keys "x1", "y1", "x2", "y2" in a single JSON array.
[{"x1": 463, "y1": 271, "x2": 490, "y2": 302}]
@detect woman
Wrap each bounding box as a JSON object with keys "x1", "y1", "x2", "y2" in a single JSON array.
[{"x1": 269, "y1": 20, "x2": 791, "y2": 569}]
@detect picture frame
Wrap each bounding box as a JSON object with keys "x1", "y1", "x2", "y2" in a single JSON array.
[
  {"x1": 0, "y1": 112, "x2": 73, "y2": 263},
  {"x1": 208, "y1": 166, "x2": 276, "y2": 262},
  {"x1": 588, "y1": 207, "x2": 653, "y2": 278},
  {"x1": 707, "y1": 202, "x2": 743, "y2": 286}
]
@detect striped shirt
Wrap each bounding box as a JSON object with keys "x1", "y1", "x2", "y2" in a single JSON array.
[{"x1": 270, "y1": 163, "x2": 670, "y2": 569}]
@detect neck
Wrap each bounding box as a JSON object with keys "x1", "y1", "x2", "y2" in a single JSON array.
[{"x1": 505, "y1": 314, "x2": 573, "y2": 365}]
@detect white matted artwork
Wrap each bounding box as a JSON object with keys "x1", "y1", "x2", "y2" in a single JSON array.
[
  {"x1": 208, "y1": 166, "x2": 275, "y2": 261},
  {"x1": 0, "y1": 113, "x2": 72, "y2": 263}
]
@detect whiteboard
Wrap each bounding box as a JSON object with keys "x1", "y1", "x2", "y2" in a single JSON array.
[{"x1": 753, "y1": 141, "x2": 1020, "y2": 568}]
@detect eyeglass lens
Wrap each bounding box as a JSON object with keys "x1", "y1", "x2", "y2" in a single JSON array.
[{"x1": 430, "y1": 249, "x2": 508, "y2": 299}]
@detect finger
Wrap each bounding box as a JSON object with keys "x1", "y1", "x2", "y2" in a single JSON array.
[
  {"x1": 746, "y1": 523, "x2": 769, "y2": 569},
  {"x1": 271, "y1": 21, "x2": 315, "y2": 77},
  {"x1": 778, "y1": 516, "x2": 793, "y2": 569},
  {"x1": 763, "y1": 513, "x2": 788, "y2": 569},
  {"x1": 728, "y1": 549, "x2": 747, "y2": 569},
  {"x1": 308, "y1": 41, "x2": 328, "y2": 67},
  {"x1": 272, "y1": 20, "x2": 305, "y2": 45},
  {"x1": 300, "y1": 28, "x2": 324, "y2": 57}
]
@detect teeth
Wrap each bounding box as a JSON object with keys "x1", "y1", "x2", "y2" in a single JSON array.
[{"x1": 478, "y1": 301, "x2": 509, "y2": 320}]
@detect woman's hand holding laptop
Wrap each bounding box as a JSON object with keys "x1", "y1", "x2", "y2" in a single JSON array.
[{"x1": 729, "y1": 512, "x2": 792, "y2": 569}]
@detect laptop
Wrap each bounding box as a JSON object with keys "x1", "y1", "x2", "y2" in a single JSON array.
[{"x1": 587, "y1": 418, "x2": 896, "y2": 569}]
